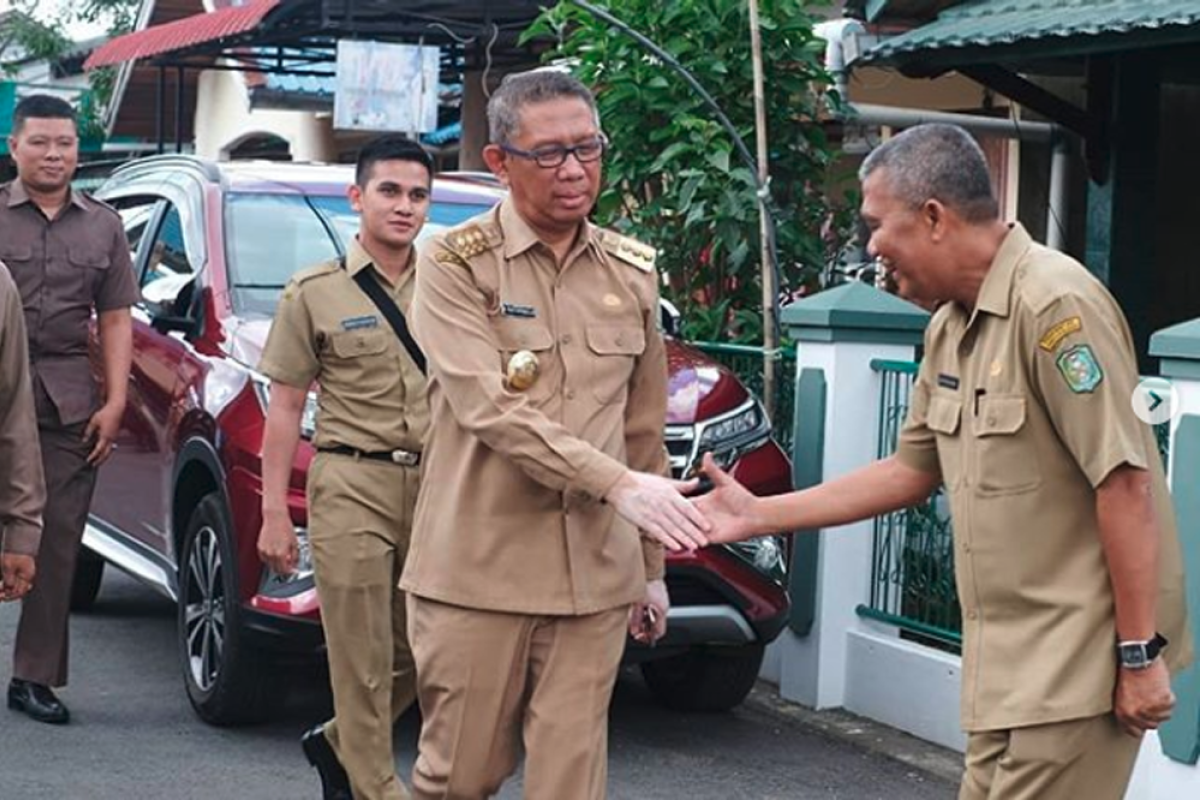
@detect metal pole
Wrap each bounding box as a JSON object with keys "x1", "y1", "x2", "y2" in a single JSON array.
[
  {"x1": 748, "y1": 0, "x2": 776, "y2": 420},
  {"x1": 155, "y1": 67, "x2": 165, "y2": 155},
  {"x1": 175, "y1": 66, "x2": 185, "y2": 153}
]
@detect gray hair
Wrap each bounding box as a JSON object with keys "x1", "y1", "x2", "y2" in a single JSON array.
[
  {"x1": 487, "y1": 70, "x2": 600, "y2": 146},
  {"x1": 859, "y1": 124, "x2": 999, "y2": 223}
]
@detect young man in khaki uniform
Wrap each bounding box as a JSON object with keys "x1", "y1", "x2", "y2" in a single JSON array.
[
  {"x1": 257, "y1": 136, "x2": 434, "y2": 800},
  {"x1": 404, "y1": 71, "x2": 709, "y2": 800},
  {"x1": 0, "y1": 261, "x2": 44, "y2": 603},
  {"x1": 3, "y1": 95, "x2": 137, "y2": 725},
  {"x1": 695, "y1": 124, "x2": 1190, "y2": 800}
]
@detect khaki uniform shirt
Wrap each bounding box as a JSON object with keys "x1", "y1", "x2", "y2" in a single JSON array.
[
  {"x1": 258, "y1": 238, "x2": 428, "y2": 455},
  {"x1": 897, "y1": 224, "x2": 1192, "y2": 732},
  {"x1": 0, "y1": 261, "x2": 45, "y2": 556},
  {"x1": 401, "y1": 198, "x2": 668, "y2": 615},
  {"x1": 0, "y1": 180, "x2": 139, "y2": 427}
]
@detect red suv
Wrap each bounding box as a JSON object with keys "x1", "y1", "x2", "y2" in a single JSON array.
[{"x1": 81, "y1": 156, "x2": 792, "y2": 725}]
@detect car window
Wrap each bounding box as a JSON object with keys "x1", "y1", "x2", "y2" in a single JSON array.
[
  {"x1": 107, "y1": 196, "x2": 160, "y2": 277},
  {"x1": 142, "y1": 203, "x2": 197, "y2": 309},
  {"x1": 224, "y1": 191, "x2": 494, "y2": 317}
]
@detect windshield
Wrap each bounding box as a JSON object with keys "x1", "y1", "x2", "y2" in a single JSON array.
[{"x1": 224, "y1": 192, "x2": 495, "y2": 316}]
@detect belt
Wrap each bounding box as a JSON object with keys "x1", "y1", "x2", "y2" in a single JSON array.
[{"x1": 317, "y1": 445, "x2": 421, "y2": 467}]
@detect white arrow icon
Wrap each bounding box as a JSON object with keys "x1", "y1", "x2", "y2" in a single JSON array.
[{"x1": 1131, "y1": 377, "x2": 1179, "y2": 426}]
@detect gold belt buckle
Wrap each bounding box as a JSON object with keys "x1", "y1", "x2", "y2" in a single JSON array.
[{"x1": 390, "y1": 449, "x2": 419, "y2": 467}]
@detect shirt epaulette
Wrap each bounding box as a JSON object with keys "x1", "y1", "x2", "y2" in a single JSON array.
[
  {"x1": 80, "y1": 192, "x2": 121, "y2": 219},
  {"x1": 598, "y1": 230, "x2": 656, "y2": 273},
  {"x1": 444, "y1": 222, "x2": 503, "y2": 259},
  {"x1": 292, "y1": 259, "x2": 342, "y2": 285}
]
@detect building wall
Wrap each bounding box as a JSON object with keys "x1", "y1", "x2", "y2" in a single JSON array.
[{"x1": 193, "y1": 70, "x2": 336, "y2": 162}]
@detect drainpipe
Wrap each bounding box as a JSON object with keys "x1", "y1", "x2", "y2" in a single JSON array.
[{"x1": 817, "y1": 20, "x2": 1071, "y2": 251}]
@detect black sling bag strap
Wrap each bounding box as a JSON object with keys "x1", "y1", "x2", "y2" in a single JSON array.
[{"x1": 340, "y1": 257, "x2": 427, "y2": 376}]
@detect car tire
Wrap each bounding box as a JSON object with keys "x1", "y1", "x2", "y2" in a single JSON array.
[
  {"x1": 178, "y1": 494, "x2": 279, "y2": 726},
  {"x1": 641, "y1": 644, "x2": 765, "y2": 712},
  {"x1": 69, "y1": 549, "x2": 105, "y2": 612}
]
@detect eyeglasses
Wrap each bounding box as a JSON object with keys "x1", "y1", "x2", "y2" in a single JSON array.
[{"x1": 498, "y1": 136, "x2": 608, "y2": 169}]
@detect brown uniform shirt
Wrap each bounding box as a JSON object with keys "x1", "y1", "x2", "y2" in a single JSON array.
[
  {"x1": 258, "y1": 238, "x2": 428, "y2": 454},
  {"x1": 0, "y1": 180, "x2": 140, "y2": 427},
  {"x1": 897, "y1": 224, "x2": 1192, "y2": 732},
  {"x1": 0, "y1": 261, "x2": 45, "y2": 556},
  {"x1": 401, "y1": 198, "x2": 668, "y2": 616}
]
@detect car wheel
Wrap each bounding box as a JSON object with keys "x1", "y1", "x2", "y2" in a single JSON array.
[
  {"x1": 69, "y1": 548, "x2": 105, "y2": 612},
  {"x1": 178, "y1": 494, "x2": 278, "y2": 726},
  {"x1": 641, "y1": 644, "x2": 765, "y2": 712}
]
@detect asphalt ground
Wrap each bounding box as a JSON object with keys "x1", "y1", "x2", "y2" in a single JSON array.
[{"x1": 0, "y1": 568, "x2": 958, "y2": 799}]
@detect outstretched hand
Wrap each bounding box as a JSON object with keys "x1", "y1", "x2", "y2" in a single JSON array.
[
  {"x1": 605, "y1": 470, "x2": 710, "y2": 552},
  {"x1": 692, "y1": 452, "x2": 762, "y2": 545}
]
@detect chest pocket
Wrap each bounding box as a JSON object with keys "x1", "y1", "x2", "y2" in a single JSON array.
[
  {"x1": 0, "y1": 244, "x2": 33, "y2": 265},
  {"x1": 68, "y1": 247, "x2": 111, "y2": 299},
  {"x1": 329, "y1": 329, "x2": 390, "y2": 359},
  {"x1": 495, "y1": 321, "x2": 556, "y2": 404},
  {"x1": 974, "y1": 394, "x2": 1041, "y2": 495},
  {"x1": 586, "y1": 324, "x2": 645, "y2": 405},
  {"x1": 926, "y1": 393, "x2": 962, "y2": 487}
]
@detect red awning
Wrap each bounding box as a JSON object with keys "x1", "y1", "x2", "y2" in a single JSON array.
[{"x1": 84, "y1": 0, "x2": 282, "y2": 70}]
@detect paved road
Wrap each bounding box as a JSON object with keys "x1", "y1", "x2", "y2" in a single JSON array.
[{"x1": 0, "y1": 569, "x2": 956, "y2": 799}]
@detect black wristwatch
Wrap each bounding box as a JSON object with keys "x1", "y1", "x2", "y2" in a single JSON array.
[{"x1": 1117, "y1": 633, "x2": 1169, "y2": 670}]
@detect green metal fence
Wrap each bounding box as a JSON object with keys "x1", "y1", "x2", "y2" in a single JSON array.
[
  {"x1": 689, "y1": 342, "x2": 797, "y2": 453},
  {"x1": 858, "y1": 360, "x2": 963, "y2": 651}
]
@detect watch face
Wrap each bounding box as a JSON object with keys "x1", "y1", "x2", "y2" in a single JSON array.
[{"x1": 1119, "y1": 643, "x2": 1149, "y2": 668}]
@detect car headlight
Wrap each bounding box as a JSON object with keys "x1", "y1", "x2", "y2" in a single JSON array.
[
  {"x1": 251, "y1": 376, "x2": 319, "y2": 439},
  {"x1": 695, "y1": 399, "x2": 773, "y2": 470},
  {"x1": 726, "y1": 535, "x2": 787, "y2": 584}
]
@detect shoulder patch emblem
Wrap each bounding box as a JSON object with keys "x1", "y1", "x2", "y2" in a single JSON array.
[
  {"x1": 1055, "y1": 344, "x2": 1104, "y2": 393},
  {"x1": 433, "y1": 250, "x2": 469, "y2": 267},
  {"x1": 601, "y1": 231, "x2": 656, "y2": 273},
  {"x1": 1039, "y1": 316, "x2": 1082, "y2": 352},
  {"x1": 445, "y1": 224, "x2": 497, "y2": 259}
]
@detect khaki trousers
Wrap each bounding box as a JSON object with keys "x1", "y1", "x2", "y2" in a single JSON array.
[
  {"x1": 309, "y1": 453, "x2": 419, "y2": 800},
  {"x1": 13, "y1": 391, "x2": 96, "y2": 688},
  {"x1": 407, "y1": 597, "x2": 629, "y2": 800},
  {"x1": 959, "y1": 713, "x2": 1142, "y2": 800}
]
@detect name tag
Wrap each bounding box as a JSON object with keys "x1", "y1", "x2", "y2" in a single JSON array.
[
  {"x1": 341, "y1": 315, "x2": 379, "y2": 331},
  {"x1": 937, "y1": 373, "x2": 960, "y2": 390},
  {"x1": 501, "y1": 303, "x2": 537, "y2": 319}
]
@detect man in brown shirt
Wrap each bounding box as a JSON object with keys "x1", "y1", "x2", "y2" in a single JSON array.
[
  {"x1": 258, "y1": 136, "x2": 434, "y2": 800},
  {"x1": 0, "y1": 260, "x2": 44, "y2": 603},
  {"x1": 2, "y1": 95, "x2": 138, "y2": 725},
  {"x1": 695, "y1": 124, "x2": 1189, "y2": 800},
  {"x1": 403, "y1": 71, "x2": 709, "y2": 800}
]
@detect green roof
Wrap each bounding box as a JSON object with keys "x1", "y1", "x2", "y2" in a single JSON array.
[{"x1": 861, "y1": 0, "x2": 1200, "y2": 68}]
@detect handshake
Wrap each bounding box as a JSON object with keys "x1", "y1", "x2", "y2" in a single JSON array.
[{"x1": 604, "y1": 452, "x2": 763, "y2": 551}]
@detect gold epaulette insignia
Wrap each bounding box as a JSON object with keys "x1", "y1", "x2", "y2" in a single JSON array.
[
  {"x1": 433, "y1": 250, "x2": 469, "y2": 267},
  {"x1": 445, "y1": 223, "x2": 499, "y2": 259},
  {"x1": 601, "y1": 230, "x2": 656, "y2": 273}
]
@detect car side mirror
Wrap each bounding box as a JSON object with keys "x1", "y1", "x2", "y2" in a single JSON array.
[{"x1": 659, "y1": 298, "x2": 682, "y2": 338}]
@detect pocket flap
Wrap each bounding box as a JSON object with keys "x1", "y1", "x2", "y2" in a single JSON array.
[
  {"x1": 926, "y1": 394, "x2": 962, "y2": 435},
  {"x1": 330, "y1": 329, "x2": 389, "y2": 358},
  {"x1": 1, "y1": 245, "x2": 33, "y2": 262},
  {"x1": 586, "y1": 325, "x2": 645, "y2": 356},
  {"x1": 495, "y1": 322, "x2": 554, "y2": 352},
  {"x1": 69, "y1": 248, "x2": 111, "y2": 269},
  {"x1": 977, "y1": 396, "x2": 1026, "y2": 436}
]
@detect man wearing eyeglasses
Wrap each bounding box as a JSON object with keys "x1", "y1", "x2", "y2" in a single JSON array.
[{"x1": 403, "y1": 70, "x2": 709, "y2": 800}]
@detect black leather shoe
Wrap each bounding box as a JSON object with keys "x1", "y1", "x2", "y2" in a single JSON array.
[
  {"x1": 301, "y1": 724, "x2": 352, "y2": 800},
  {"x1": 7, "y1": 679, "x2": 70, "y2": 724}
]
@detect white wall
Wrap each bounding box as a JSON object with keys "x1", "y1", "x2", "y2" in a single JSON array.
[{"x1": 193, "y1": 69, "x2": 336, "y2": 162}]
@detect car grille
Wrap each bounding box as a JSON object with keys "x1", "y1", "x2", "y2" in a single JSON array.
[{"x1": 664, "y1": 424, "x2": 696, "y2": 479}]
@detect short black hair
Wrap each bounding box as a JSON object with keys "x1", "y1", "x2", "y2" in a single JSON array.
[
  {"x1": 12, "y1": 94, "x2": 77, "y2": 135},
  {"x1": 355, "y1": 135, "x2": 434, "y2": 187}
]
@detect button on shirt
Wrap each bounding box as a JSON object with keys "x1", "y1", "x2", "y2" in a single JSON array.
[
  {"x1": 0, "y1": 261, "x2": 45, "y2": 556},
  {"x1": 258, "y1": 238, "x2": 428, "y2": 455},
  {"x1": 401, "y1": 198, "x2": 668, "y2": 616},
  {"x1": 0, "y1": 180, "x2": 139, "y2": 426},
  {"x1": 896, "y1": 224, "x2": 1191, "y2": 731}
]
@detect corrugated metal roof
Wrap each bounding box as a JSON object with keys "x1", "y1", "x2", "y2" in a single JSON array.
[
  {"x1": 863, "y1": 0, "x2": 1200, "y2": 64},
  {"x1": 84, "y1": 0, "x2": 281, "y2": 70}
]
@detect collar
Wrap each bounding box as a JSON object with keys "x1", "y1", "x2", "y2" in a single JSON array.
[
  {"x1": 499, "y1": 196, "x2": 594, "y2": 260},
  {"x1": 7, "y1": 179, "x2": 89, "y2": 211},
  {"x1": 972, "y1": 222, "x2": 1033, "y2": 320},
  {"x1": 346, "y1": 236, "x2": 416, "y2": 288}
]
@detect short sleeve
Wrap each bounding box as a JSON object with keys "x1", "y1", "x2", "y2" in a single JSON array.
[
  {"x1": 94, "y1": 222, "x2": 141, "y2": 312},
  {"x1": 259, "y1": 280, "x2": 320, "y2": 389},
  {"x1": 1030, "y1": 289, "x2": 1149, "y2": 487},
  {"x1": 895, "y1": 356, "x2": 942, "y2": 477}
]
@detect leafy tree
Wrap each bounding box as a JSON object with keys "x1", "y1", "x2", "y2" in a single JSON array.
[
  {"x1": 526, "y1": 0, "x2": 854, "y2": 342},
  {"x1": 5, "y1": 0, "x2": 139, "y2": 140}
]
